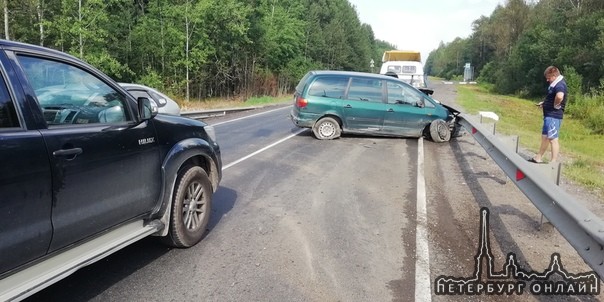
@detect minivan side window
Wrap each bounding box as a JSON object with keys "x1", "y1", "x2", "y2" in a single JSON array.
[
  {"x1": 386, "y1": 82, "x2": 407, "y2": 105},
  {"x1": 423, "y1": 97, "x2": 435, "y2": 108},
  {"x1": 396, "y1": 81, "x2": 434, "y2": 108},
  {"x1": 347, "y1": 78, "x2": 383, "y2": 103},
  {"x1": 307, "y1": 76, "x2": 348, "y2": 99}
]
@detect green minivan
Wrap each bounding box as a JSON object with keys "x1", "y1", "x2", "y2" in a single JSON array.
[{"x1": 290, "y1": 70, "x2": 460, "y2": 142}]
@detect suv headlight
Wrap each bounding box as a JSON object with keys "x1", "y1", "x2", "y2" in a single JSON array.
[{"x1": 204, "y1": 125, "x2": 217, "y2": 143}]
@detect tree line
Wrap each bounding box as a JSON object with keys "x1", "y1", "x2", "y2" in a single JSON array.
[
  {"x1": 425, "y1": 0, "x2": 604, "y2": 97},
  {"x1": 2, "y1": 0, "x2": 394, "y2": 101},
  {"x1": 425, "y1": 0, "x2": 604, "y2": 133}
]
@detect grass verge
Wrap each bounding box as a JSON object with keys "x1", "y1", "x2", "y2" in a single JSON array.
[{"x1": 456, "y1": 84, "x2": 604, "y2": 196}]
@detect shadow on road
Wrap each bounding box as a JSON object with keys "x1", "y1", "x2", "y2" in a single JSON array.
[
  {"x1": 208, "y1": 186, "x2": 237, "y2": 230},
  {"x1": 26, "y1": 186, "x2": 238, "y2": 302}
]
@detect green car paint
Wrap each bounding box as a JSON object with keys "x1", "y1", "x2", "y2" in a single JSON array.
[{"x1": 290, "y1": 70, "x2": 457, "y2": 140}]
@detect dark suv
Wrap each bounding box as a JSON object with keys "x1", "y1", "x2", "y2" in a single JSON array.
[{"x1": 0, "y1": 40, "x2": 221, "y2": 300}]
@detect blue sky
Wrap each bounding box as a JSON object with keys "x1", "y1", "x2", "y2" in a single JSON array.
[{"x1": 347, "y1": 0, "x2": 504, "y2": 63}]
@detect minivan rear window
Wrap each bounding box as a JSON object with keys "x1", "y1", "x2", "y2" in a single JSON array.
[
  {"x1": 307, "y1": 76, "x2": 348, "y2": 99},
  {"x1": 295, "y1": 72, "x2": 312, "y2": 93}
]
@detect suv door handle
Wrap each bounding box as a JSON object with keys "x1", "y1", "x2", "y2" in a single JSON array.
[
  {"x1": 344, "y1": 104, "x2": 352, "y2": 108},
  {"x1": 53, "y1": 148, "x2": 83, "y2": 158},
  {"x1": 387, "y1": 108, "x2": 394, "y2": 112}
]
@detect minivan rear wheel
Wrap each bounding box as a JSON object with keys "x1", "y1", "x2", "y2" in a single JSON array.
[{"x1": 313, "y1": 117, "x2": 341, "y2": 140}]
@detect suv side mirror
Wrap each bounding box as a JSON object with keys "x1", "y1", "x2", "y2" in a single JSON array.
[{"x1": 138, "y1": 97, "x2": 158, "y2": 120}]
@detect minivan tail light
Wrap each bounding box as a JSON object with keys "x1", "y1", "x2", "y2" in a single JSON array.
[{"x1": 296, "y1": 96, "x2": 308, "y2": 108}]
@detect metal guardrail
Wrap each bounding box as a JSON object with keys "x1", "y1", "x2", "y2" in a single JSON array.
[
  {"x1": 181, "y1": 107, "x2": 258, "y2": 119},
  {"x1": 457, "y1": 114, "x2": 604, "y2": 278}
]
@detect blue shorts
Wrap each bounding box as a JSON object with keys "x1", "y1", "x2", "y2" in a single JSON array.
[{"x1": 542, "y1": 117, "x2": 562, "y2": 139}]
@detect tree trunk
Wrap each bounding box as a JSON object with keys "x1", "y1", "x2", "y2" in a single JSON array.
[
  {"x1": 185, "y1": 4, "x2": 190, "y2": 102},
  {"x1": 37, "y1": 0, "x2": 44, "y2": 46},
  {"x1": 78, "y1": 0, "x2": 83, "y2": 58},
  {"x1": 4, "y1": 0, "x2": 9, "y2": 40}
]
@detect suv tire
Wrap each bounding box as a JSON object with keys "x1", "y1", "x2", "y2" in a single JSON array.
[
  {"x1": 164, "y1": 166, "x2": 213, "y2": 247},
  {"x1": 313, "y1": 117, "x2": 341, "y2": 140}
]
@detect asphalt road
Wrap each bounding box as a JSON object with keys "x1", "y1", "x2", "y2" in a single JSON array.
[{"x1": 26, "y1": 83, "x2": 600, "y2": 302}]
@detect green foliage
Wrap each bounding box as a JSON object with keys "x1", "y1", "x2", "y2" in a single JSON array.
[
  {"x1": 502, "y1": 24, "x2": 554, "y2": 96},
  {"x1": 563, "y1": 65, "x2": 583, "y2": 99},
  {"x1": 244, "y1": 95, "x2": 289, "y2": 106},
  {"x1": 255, "y1": 0, "x2": 305, "y2": 71},
  {"x1": 425, "y1": 0, "x2": 604, "y2": 140},
  {"x1": 476, "y1": 61, "x2": 496, "y2": 84},
  {"x1": 279, "y1": 57, "x2": 323, "y2": 88},
  {"x1": 137, "y1": 68, "x2": 165, "y2": 91},
  {"x1": 424, "y1": 38, "x2": 471, "y2": 80},
  {"x1": 426, "y1": 0, "x2": 604, "y2": 98},
  {"x1": 450, "y1": 75, "x2": 463, "y2": 82},
  {"x1": 565, "y1": 92, "x2": 604, "y2": 130},
  {"x1": 560, "y1": 67, "x2": 604, "y2": 134},
  {"x1": 372, "y1": 39, "x2": 395, "y2": 72},
  {"x1": 586, "y1": 105, "x2": 604, "y2": 134},
  {"x1": 566, "y1": 157, "x2": 604, "y2": 191},
  {"x1": 3, "y1": 0, "x2": 384, "y2": 101},
  {"x1": 83, "y1": 51, "x2": 132, "y2": 80}
]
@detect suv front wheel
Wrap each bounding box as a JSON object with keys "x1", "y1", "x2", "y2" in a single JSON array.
[{"x1": 163, "y1": 166, "x2": 213, "y2": 247}]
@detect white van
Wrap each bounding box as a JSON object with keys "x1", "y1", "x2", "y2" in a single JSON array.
[{"x1": 379, "y1": 50, "x2": 427, "y2": 88}]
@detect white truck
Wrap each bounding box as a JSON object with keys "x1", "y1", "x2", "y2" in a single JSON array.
[{"x1": 379, "y1": 50, "x2": 427, "y2": 88}]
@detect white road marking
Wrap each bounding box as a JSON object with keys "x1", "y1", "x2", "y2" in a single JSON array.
[
  {"x1": 212, "y1": 105, "x2": 292, "y2": 127},
  {"x1": 222, "y1": 129, "x2": 306, "y2": 170},
  {"x1": 415, "y1": 137, "x2": 432, "y2": 302}
]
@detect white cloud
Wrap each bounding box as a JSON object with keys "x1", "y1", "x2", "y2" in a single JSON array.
[{"x1": 348, "y1": 0, "x2": 504, "y2": 63}]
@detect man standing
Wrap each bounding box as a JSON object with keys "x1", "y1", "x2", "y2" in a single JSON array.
[{"x1": 530, "y1": 66, "x2": 567, "y2": 163}]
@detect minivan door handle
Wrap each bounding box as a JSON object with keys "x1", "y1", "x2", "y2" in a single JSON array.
[
  {"x1": 387, "y1": 108, "x2": 394, "y2": 112},
  {"x1": 53, "y1": 147, "x2": 83, "y2": 159},
  {"x1": 344, "y1": 104, "x2": 352, "y2": 108}
]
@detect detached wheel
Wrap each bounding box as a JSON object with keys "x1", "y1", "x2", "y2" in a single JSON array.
[
  {"x1": 164, "y1": 166, "x2": 212, "y2": 248},
  {"x1": 429, "y1": 119, "x2": 451, "y2": 142},
  {"x1": 312, "y1": 117, "x2": 341, "y2": 140}
]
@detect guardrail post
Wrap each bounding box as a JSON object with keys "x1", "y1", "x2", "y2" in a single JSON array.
[
  {"x1": 499, "y1": 135, "x2": 519, "y2": 184},
  {"x1": 499, "y1": 135, "x2": 519, "y2": 153},
  {"x1": 536, "y1": 161, "x2": 562, "y2": 226},
  {"x1": 477, "y1": 112, "x2": 506, "y2": 182},
  {"x1": 479, "y1": 111, "x2": 499, "y2": 135}
]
